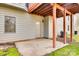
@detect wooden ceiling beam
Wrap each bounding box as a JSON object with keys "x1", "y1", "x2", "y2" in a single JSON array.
[
  {"x1": 28, "y1": 3, "x2": 73, "y2": 17},
  {"x1": 55, "y1": 3, "x2": 72, "y2": 15},
  {"x1": 36, "y1": 4, "x2": 51, "y2": 14},
  {"x1": 28, "y1": 4, "x2": 37, "y2": 12},
  {"x1": 42, "y1": 10, "x2": 52, "y2": 16},
  {"x1": 39, "y1": 8, "x2": 52, "y2": 15},
  {"x1": 29, "y1": 3, "x2": 42, "y2": 12},
  {"x1": 33, "y1": 4, "x2": 49, "y2": 14}
]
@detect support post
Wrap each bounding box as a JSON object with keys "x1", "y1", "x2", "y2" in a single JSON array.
[
  {"x1": 63, "y1": 8, "x2": 66, "y2": 44},
  {"x1": 52, "y1": 3, "x2": 56, "y2": 48},
  {"x1": 70, "y1": 14, "x2": 73, "y2": 43}
]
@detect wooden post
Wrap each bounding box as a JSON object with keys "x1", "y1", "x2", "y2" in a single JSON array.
[
  {"x1": 70, "y1": 14, "x2": 73, "y2": 43},
  {"x1": 63, "y1": 8, "x2": 66, "y2": 44},
  {"x1": 52, "y1": 3, "x2": 56, "y2": 48}
]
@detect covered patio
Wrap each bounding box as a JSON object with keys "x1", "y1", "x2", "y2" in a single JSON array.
[
  {"x1": 27, "y1": 3, "x2": 73, "y2": 48},
  {"x1": 15, "y1": 38, "x2": 68, "y2": 56}
]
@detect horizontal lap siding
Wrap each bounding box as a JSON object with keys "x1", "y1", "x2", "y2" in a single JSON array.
[{"x1": 0, "y1": 6, "x2": 44, "y2": 43}]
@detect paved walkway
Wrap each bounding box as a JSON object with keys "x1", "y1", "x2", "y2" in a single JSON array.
[{"x1": 15, "y1": 39, "x2": 68, "y2": 56}]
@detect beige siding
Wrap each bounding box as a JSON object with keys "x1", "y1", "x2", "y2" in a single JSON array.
[
  {"x1": 74, "y1": 13, "x2": 79, "y2": 34},
  {"x1": 0, "y1": 6, "x2": 44, "y2": 43},
  {"x1": 48, "y1": 16, "x2": 72, "y2": 38},
  {"x1": 6, "y1": 3, "x2": 26, "y2": 10}
]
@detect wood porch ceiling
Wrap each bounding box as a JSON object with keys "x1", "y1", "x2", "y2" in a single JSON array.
[{"x1": 28, "y1": 3, "x2": 79, "y2": 17}]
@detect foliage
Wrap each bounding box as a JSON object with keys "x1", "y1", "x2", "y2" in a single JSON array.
[
  {"x1": 48, "y1": 43, "x2": 79, "y2": 56},
  {"x1": 0, "y1": 47, "x2": 20, "y2": 56},
  {"x1": 48, "y1": 34, "x2": 79, "y2": 56}
]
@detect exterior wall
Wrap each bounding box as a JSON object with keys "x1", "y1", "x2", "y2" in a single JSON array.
[
  {"x1": 56, "y1": 16, "x2": 72, "y2": 35},
  {"x1": 74, "y1": 13, "x2": 79, "y2": 34},
  {"x1": 0, "y1": 5, "x2": 44, "y2": 43},
  {"x1": 48, "y1": 16, "x2": 53, "y2": 38},
  {"x1": 43, "y1": 16, "x2": 49, "y2": 38},
  {"x1": 56, "y1": 17, "x2": 63, "y2": 35},
  {"x1": 6, "y1": 3, "x2": 26, "y2": 10},
  {"x1": 1, "y1": 3, "x2": 79, "y2": 43},
  {"x1": 47, "y1": 15, "x2": 74, "y2": 38}
]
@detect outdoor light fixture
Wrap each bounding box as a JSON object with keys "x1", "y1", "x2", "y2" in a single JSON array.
[{"x1": 36, "y1": 22, "x2": 40, "y2": 25}]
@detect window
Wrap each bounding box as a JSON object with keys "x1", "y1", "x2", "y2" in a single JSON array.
[
  {"x1": 5, "y1": 16, "x2": 16, "y2": 33},
  {"x1": 68, "y1": 25, "x2": 69, "y2": 31}
]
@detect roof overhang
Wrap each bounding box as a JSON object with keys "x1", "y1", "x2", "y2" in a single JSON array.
[
  {"x1": 27, "y1": 3, "x2": 79, "y2": 17},
  {"x1": 0, "y1": 3, "x2": 27, "y2": 12}
]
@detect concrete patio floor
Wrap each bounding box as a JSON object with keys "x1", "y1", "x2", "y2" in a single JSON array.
[{"x1": 15, "y1": 39, "x2": 68, "y2": 56}]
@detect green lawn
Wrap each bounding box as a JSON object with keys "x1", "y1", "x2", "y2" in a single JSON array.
[
  {"x1": 48, "y1": 43, "x2": 79, "y2": 56},
  {"x1": 48, "y1": 34, "x2": 79, "y2": 56},
  {"x1": 0, "y1": 47, "x2": 21, "y2": 56},
  {"x1": 67, "y1": 34, "x2": 79, "y2": 42}
]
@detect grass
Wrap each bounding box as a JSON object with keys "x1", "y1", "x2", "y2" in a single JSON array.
[
  {"x1": 67, "y1": 34, "x2": 79, "y2": 42},
  {"x1": 0, "y1": 47, "x2": 20, "y2": 56},
  {"x1": 48, "y1": 34, "x2": 79, "y2": 56},
  {"x1": 48, "y1": 43, "x2": 79, "y2": 56}
]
